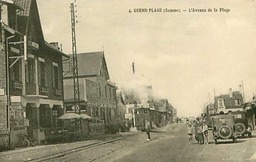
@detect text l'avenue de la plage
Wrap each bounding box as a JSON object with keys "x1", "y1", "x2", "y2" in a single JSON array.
[{"x1": 129, "y1": 8, "x2": 230, "y2": 13}]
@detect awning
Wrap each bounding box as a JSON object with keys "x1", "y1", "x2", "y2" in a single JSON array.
[
  {"x1": 58, "y1": 113, "x2": 81, "y2": 120},
  {"x1": 80, "y1": 114, "x2": 92, "y2": 120}
]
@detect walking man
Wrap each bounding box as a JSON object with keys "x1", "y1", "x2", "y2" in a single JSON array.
[{"x1": 145, "y1": 119, "x2": 151, "y2": 140}]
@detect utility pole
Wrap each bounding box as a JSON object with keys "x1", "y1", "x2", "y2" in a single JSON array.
[
  {"x1": 208, "y1": 92, "x2": 211, "y2": 104},
  {"x1": 70, "y1": 1, "x2": 82, "y2": 137},
  {"x1": 131, "y1": 62, "x2": 136, "y2": 129},
  {"x1": 70, "y1": 1, "x2": 81, "y2": 115},
  {"x1": 241, "y1": 80, "x2": 245, "y2": 103},
  {"x1": 132, "y1": 62, "x2": 135, "y2": 74}
]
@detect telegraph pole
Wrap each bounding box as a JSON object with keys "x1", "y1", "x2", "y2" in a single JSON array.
[
  {"x1": 131, "y1": 62, "x2": 136, "y2": 129},
  {"x1": 241, "y1": 80, "x2": 245, "y2": 103},
  {"x1": 70, "y1": 1, "x2": 82, "y2": 137},
  {"x1": 70, "y1": 1, "x2": 81, "y2": 115}
]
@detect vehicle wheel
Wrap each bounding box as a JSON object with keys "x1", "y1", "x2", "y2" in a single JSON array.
[
  {"x1": 214, "y1": 139, "x2": 217, "y2": 144},
  {"x1": 235, "y1": 123, "x2": 246, "y2": 135},
  {"x1": 248, "y1": 132, "x2": 252, "y2": 138},
  {"x1": 218, "y1": 126, "x2": 232, "y2": 139}
]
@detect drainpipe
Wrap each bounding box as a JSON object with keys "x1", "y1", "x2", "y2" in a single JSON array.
[{"x1": 6, "y1": 35, "x2": 15, "y2": 149}]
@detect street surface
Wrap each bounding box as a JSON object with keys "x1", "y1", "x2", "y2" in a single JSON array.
[{"x1": 2, "y1": 123, "x2": 256, "y2": 162}]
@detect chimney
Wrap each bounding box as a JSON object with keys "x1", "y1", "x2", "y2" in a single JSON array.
[
  {"x1": 229, "y1": 88, "x2": 233, "y2": 98},
  {"x1": 50, "y1": 42, "x2": 60, "y2": 50}
]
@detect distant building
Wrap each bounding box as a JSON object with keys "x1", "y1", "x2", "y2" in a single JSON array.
[
  {"x1": 116, "y1": 90, "x2": 126, "y2": 128},
  {"x1": 63, "y1": 51, "x2": 118, "y2": 128},
  {"x1": 154, "y1": 99, "x2": 174, "y2": 125},
  {"x1": 214, "y1": 88, "x2": 244, "y2": 114},
  {"x1": 122, "y1": 85, "x2": 175, "y2": 128},
  {"x1": 205, "y1": 103, "x2": 215, "y2": 115}
]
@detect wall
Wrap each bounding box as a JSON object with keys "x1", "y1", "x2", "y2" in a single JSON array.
[{"x1": 0, "y1": 39, "x2": 8, "y2": 150}]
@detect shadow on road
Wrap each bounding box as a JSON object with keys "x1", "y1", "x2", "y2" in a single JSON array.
[
  {"x1": 237, "y1": 136, "x2": 252, "y2": 139},
  {"x1": 214, "y1": 139, "x2": 246, "y2": 145},
  {"x1": 151, "y1": 130, "x2": 167, "y2": 133}
]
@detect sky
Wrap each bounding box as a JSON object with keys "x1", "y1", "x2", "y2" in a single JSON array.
[{"x1": 36, "y1": 0, "x2": 256, "y2": 117}]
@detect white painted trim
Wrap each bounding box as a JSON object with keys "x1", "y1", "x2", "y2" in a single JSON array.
[
  {"x1": 38, "y1": 57, "x2": 45, "y2": 62},
  {"x1": 28, "y1": 54, "x2": 34, "y2": 59},
  {"x1": 52, "y1": 62, "x2": 58, "y2": 67},
  {"x1": 21, "y1": 95, "x2": 63, "y2": 108}
]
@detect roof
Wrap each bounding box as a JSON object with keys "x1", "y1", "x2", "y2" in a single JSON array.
[
  {"x1": 155, "y1": 99, "x2": 168, "y2": 108},
  {"x1": 1, "y1": 0, "x2": 24, "y2": 10},
  {"x1": 13, "y1": 0, "x2": 31, "y2": 16},
  {"x1": 64, "y1": 51, "x2": 109, "y2": 78},
  {"x1": 44, "y1": 41, "x2": 68, "y2": 58},
  {"x1": 215, "y1": 91, "x2": 243, "y2": 108},
  {"x1": 14, "y1": 0, "x2": 34, "y2": 35},
  {"x1": 13, "y1": 0, "x2": 67, "y2": 57}
]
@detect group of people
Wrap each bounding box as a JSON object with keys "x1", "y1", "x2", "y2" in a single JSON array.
[{"x1": 186, "y1": 117, "x2": 208, "y2": 145}]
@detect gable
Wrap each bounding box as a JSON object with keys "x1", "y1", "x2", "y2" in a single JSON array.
[
  {"x1": 99, "y1": 55, "x2": 110, "y2": 80},
  {"x1": 64, "y1": 51, "x2": 110, "y2": 79},
  {"x1": 14, "y1": 0, "x2": 44, "y2": 43},
  {"x1": 215, "y1": 91, "x2": 243, "y2": 108}
]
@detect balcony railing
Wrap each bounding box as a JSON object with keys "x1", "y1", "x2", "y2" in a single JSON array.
[
  {"x1": 40, "y1": 86, "x2": 48, "y2": 95},
  {"x1": 12, "y1": 81, "x2": 23, "y2": 90},
  {"x1": 54, "y1": 89, "x2": 62, "y2": 96}
]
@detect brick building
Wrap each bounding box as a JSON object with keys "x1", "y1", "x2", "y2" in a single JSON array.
[
  {"x1": 0, "y1": 0, "x2": 68, "y2": 149},
  {"x1": 214, "y1": 88, "x2": 244, "y2": 114},
  {"x1": 63, "y1": 51, "x2": 118, "y2": 133}
]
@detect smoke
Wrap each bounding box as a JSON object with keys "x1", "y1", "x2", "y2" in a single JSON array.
[{"x1": 121, "y1": 72, "x2": 153, "y2": 105}]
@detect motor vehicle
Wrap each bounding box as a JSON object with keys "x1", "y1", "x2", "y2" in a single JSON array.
[
  {"x1": 231, "y1": 111, "x2": 252, "y2": 137},
  {"x1": 212, "y1": 115, "x2": 237, "y2": 144}
]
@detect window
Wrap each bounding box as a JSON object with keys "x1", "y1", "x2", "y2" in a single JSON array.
[
  {"x1": 105, "y1": 86, "x2": 107, "y2": 98},
  {"x1": 95, "y1": 108, "x2": 98, "y2": 118},
  {"x1": 52, "y1": 110, "x2": 58, "y2": 127},
  {"x1": 235, "y1": 99, "x2": 241, "y2": 106},
  {"x1": 52, "y1": 62, "x2": 59, "y2": 89},
  {"x1": 109, "y1": 87, "x2": 111, "y2": 99},
  {"x1": 38, "y1": 58, "x2": 46, "y2": 87},
  {"x1": 109, "y1": 109, "x2": 111, "y2": 121},
  {"x1": 98, "y1": 84, "x2": 101, "y2": 97},
  {"x1": 100, "y1": 108, "x2": 104, "y2": 119},
  {"x1": 113, "y1": 89, "x2": 116, "y2": 100},
  {"x1": 218, "y1": 99, "x2": 223, "y2": 107},
  {"x1": 26, "y1": 56, "x2": 35, "y2": 83},
  {"x1": 10, "y1": 59, "x2": 22, "y2": 82}
]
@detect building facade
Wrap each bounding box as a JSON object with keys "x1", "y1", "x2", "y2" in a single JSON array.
[
  {"x1": 214, "y1": 88, "x2": 244, "y2": 114},
  {"x1": 0, "y1": 0, "x2": 68, "y2": 149},
  {"x1": 63, "y1": 51, "x2": 118, "y2": 134}
]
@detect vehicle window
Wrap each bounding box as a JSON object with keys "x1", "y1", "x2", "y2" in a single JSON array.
[{"x1": 234, "y1": 114, "x2": 242, "y2": 118}]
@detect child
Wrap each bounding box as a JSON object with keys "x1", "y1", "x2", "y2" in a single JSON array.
[{"x1": 186, "y1": 123, "x2": 193, "y2": 144}]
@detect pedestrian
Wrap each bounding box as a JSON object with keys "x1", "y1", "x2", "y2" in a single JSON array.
[
  {"x1": 195, "y1": 118, "x2": 204, "y2": 144},
  {"x1": 145, "y1": 119, "x2": 151, "y2": 140},
  {"x1": 197, "y1": 124, "x2": 204, "y2": 144},
  {"x1": 186, "y1": 123, "x2": 193, "y2": 144},
  {"x1": 194, "y1": 118, "x2": 200, "y2": 143},
  {"x1": 202, "y1": 122, "x2": 208, "y2": 145}
]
